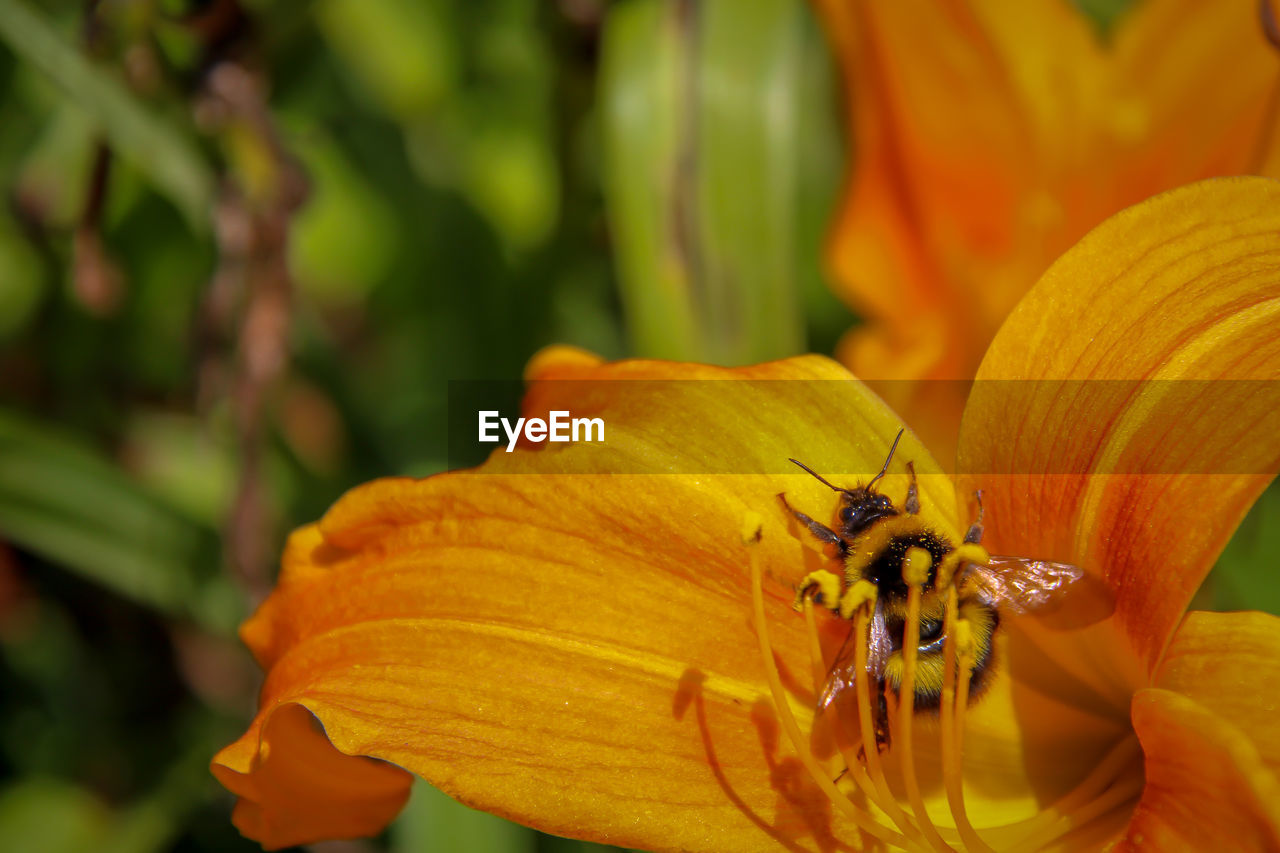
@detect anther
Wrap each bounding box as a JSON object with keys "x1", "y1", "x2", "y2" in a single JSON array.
[
  {"x1": 954, "y1": 619, "x2": 975, "y2": 661},
  {"x1": 794, "y1": 570, "x2": 843, "y2": 612},
  {"x1": 839, "y1": 579, "x2": 877, "y2": 620},
  {"x1": 903, "y1": 546, "x2": 932, "y2": 588},
  {"x1": 937, "y1": 543, "x2": 988, "y2": 591}
]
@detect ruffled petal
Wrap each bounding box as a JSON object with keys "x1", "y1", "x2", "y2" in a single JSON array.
[
  {"x1": 1155, "y1": 610, "x2": 1280, "y2": 778},
  {"x1": 1117, "y1": 689, "x2": 1280, "y2": 850},
  {"x1": 211, "y1": 702, "x2": 412, "y2": 850},
  {"x1": 815, "y1": 0, "x2": 1280, "y2": 456},
  {"x1": 958, "y1": 177, "x2": 1280, "y2": 671},
  {"x1": 214, "y1": 354, "x2": 964, "y2": 850}
]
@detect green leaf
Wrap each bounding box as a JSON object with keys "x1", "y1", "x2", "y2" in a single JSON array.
[
  {"x1": 0, "y1": 0, "x2": 213, "y2": 229},
  {"x1": 0, "y1": 410, "x2": 236, "y2": 633},
  {"x1": 0, "y1": 744, "x2": 211, "y2": 853},
  {"x1": 0, "y1": 779, "x2": 111, "y2": 853},
  {"x1": 315, "y1": 0, "x2": 456, "y2": 119},
  {"x1": 289, "y1": 131, "x2": 400, "y2": 304},
  {"x1": 1208, "y1": 480, "x2": 1280, "y2": 616},
  {"x1": 600, "y1": 0, "x2": 699, "y2": 360},
  {"x1": 601, "y1": 0, "x2": 834, "y2": 364}
]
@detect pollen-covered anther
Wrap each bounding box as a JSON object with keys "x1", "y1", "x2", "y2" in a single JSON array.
[
  {"x1": 954, "y1": 618, "x2": 975, "y2": 663},
  {"x1": 936, "y1": 543, "x2": 987, "y2": 590},
  {"x1": 794, "y1": 569, "x2": 843, "y2": 612},
  {"x1": 839, "y1": 578, "x2": 877, "y2": 619},
  {"x1": 902, "y1": 546, "x2": 932, "y2": 588}
]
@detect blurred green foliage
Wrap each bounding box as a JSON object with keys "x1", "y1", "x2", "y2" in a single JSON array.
[
  {"x1": 0, "y1": 0, "x2": 1274, "y2": 852},
  {"x1": 0, "y1": 0, "x2": 627, "y2": 849},
  {"x1": 601, "y1": 0, "x2": 847, "y2": 365}
]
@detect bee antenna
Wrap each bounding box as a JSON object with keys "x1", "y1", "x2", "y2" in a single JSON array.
[
  {"x1": 865, "y1": 428, "x2": 905, "y2": 491},
  {"x1": 787, "y1": 458, "x2": 850, "y2": 494}
]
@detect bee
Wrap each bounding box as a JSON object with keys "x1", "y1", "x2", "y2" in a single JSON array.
[{"x1": 778, "y1": 430, "x2": 1081, "y2": 750}]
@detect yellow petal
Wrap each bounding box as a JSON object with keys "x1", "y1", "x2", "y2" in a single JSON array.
[
  {"x1": 1155, "y1": 610, "x2": 1280, "y2": 779},
  {"x1": 815, "y1": 0, "x2": 1280, "y2": 455},
  {"x1": 215, "y1": 354, "x2": 964, "y2": 850},
  {"x1": 958, "y1": 177, "x2": 1280, "y2": 672},
  {"x1": 1118, "y1": 689, "x2": 1280, "y2": 850}
]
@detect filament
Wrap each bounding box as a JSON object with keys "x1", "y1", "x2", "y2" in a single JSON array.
[
  {"x1": 997, "y1": 736, "x2": 1142, "y2": 849},
  {"x1": 854, "y1": 604, "x2": 910, "y2": 835},
  {"x1": 747, "y1": 526, "x2": 906, "y2": 846},
  {"x1": 897, "y1": 557, "x2": 954, "y2": 853},
  {"x1": 939, "y1": 585, "x2": 993, "y2": 852},
  {"x1": 1002, "y1": 737, "x2": 1143, "y2": 852},
  {"x1": 803, "y1": 598, "x2": 923, "y2": 845},
  {"x1": 1006, "y1": 775, "x2": 1144, "y2": 853}
]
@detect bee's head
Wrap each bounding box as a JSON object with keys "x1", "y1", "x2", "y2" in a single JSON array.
[
  {"x1": 789, "y1": 429, "x2": 907, "y2": 537},
  {"x1": 837, "y1": 487, "x2": 898, "y2": 535}
]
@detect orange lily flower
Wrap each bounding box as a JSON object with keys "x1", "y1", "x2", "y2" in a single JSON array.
[
  {"x1": 813, "y1": 0, "x2": 1280, "y2": 460},
  {"x1": 212, "y1": 178, "x2": 1280, "y2": 850}
]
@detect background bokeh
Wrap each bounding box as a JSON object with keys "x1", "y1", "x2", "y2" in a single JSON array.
[{"x1": 0, "y1": 0, "x2": 1274, "y2": 851}]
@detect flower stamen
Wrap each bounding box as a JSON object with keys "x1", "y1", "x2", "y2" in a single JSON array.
[
  {"x1": 940, "y1": 584, "x2": 994, "y2": 853},
  {"x1": 746, "y1": 521, "x2": 907, "y2": 847},
  {"x1": 802, "y1": 597, "x2": 923, "y2": 845},
  {"x1": 1003, "y1": 737, "x2": 1143, "y2": 852},
  {"x1": 1006, "y1": 775, "x2": 1145, "y2": 853},
  {"x1": 898, "y1": 547, "x2": 956, "y2": 852},
  {"x1": 760, "y1": 519, "x2": 1139, "y2": 851},
  {"x1": 853, "y1": 593, "x2": 913, "y2": 840}
]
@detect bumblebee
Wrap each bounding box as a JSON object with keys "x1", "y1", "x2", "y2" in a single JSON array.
[{"x1": 778, "y1": 430, "x2": 1081, "y2": 749}]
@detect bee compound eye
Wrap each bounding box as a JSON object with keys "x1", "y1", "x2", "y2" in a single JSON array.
[{"x1": 919, "y1": 618, "x2": 943, "y2": 642}]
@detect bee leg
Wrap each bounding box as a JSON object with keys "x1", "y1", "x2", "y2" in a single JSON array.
[
  {"x1": 904, "y1": 461, "x2": 920, "y2": 515},
  {"x1": 777, "y1": 493, "x2": 848, "y2": 556},
  {"x1": 873, "y1": 688, "x2": 891, "y2": 751},
  {"x1": 964, "y1": 489, "x2": 985, "y2": 544},
  {"x1": 852, "y1": 691, "x2": 892, "y2": 761}
]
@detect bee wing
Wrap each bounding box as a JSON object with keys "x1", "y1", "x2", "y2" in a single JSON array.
[
  {"x1": 867, "y1": 599, "x2": 891, "y2": 679},
  {"x1": 962, "y1": 556, "x2": 1083, "y2": 613},
  {"x1": 817, "y1": 599, "x2": 891, "y2": 710},
  {"x1": 816, "y1": 632, "x2": 858, "y2": 711}
]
